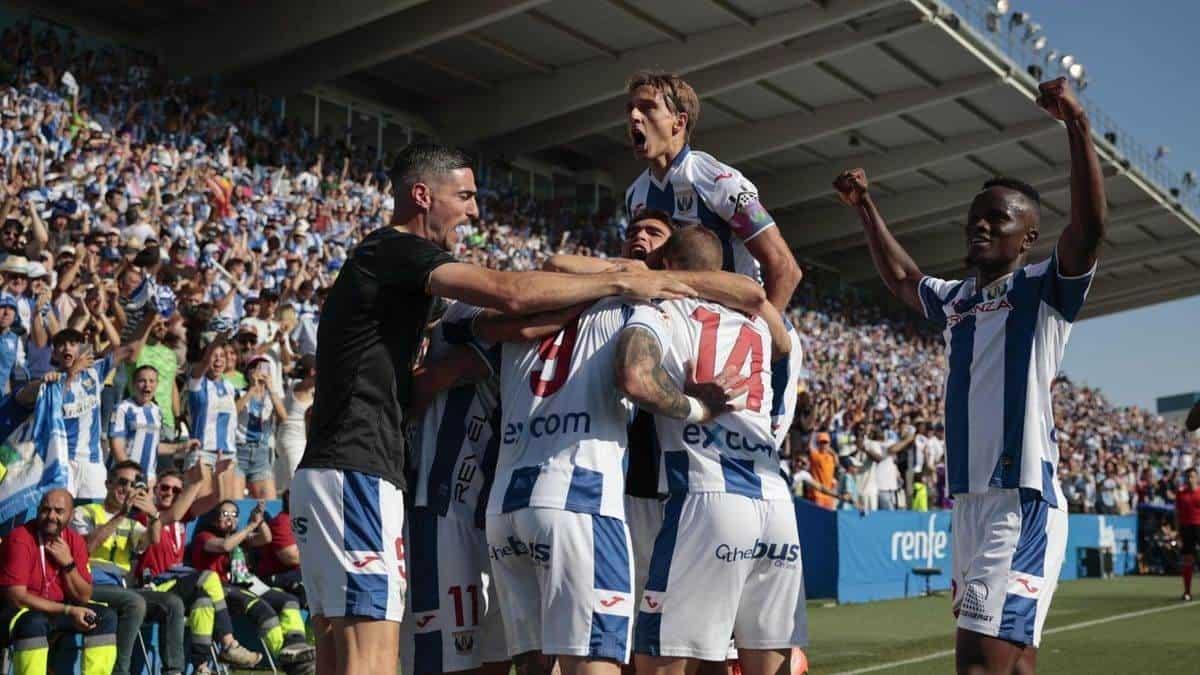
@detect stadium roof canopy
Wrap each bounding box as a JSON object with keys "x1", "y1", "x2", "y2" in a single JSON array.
[{"x1": 37, "y1": 0, "x2": 1200, "y2": 319}]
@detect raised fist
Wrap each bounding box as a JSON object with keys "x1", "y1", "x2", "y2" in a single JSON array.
[
  {"x1": 1036, "y1": 77, "x2": 1084, "y2": 122},
  {"x1": 833, "y1": 168, "x2": 869, "y2": 206}
]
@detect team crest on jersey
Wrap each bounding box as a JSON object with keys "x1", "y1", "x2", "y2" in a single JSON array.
[
  {"x1": 452, "y1": 630, "x2": 476, "y2": 654},
  {"x1": 675, "y1": 189, "x2": 696, "y2": 216}
]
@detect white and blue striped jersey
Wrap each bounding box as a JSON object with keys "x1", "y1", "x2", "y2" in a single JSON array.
[
  {"x1": 770, "y1": 320, "x2": 804, "y2": 451},
  {"x1": 0, "y1": 330, "x2": 26, "y2": 397},
  {"x1": 629, "y1": 299, "x2": 787, "y2": 500},
  {"x1": 487, "y1": 298, "x2": 637, "y2": 520},
  {"x1": 237, "y1": 392, "x2": 276, "y2": 447},
  {"x1": 110, "y1": 399, "x2": 162, "y2": 480},
  {"x1": 624, "y1": 145, "x2": 775, "y2": 280},
  {"x1": 919, "y1": 251, "x2": 1095, "y2": 508},
  {"x1": 62, "y1": 354, "x2": 114, "y2": 465},
  {"x1": 411, "y1": 302, "x2": 501, "y2": 528},
  {"x1": 187, "y1": 375, "x2": 238, "y2": 453}
]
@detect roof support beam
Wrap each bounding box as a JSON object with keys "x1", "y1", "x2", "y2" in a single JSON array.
[
  {"x1": 841, "y1": 198, "x2": 1165, "y2": 282},
  {"x1": 155, "y1": 0, "x2": 426, "y2": 76},
  {"x1": 700, "y1": 73, "x2": 999, "y2": 165},
  {"x1": 1078, "y1": 279, "x2": 1200, "y2": 320},
  {"x1": 441, "y1": 0, "x2": 903, "y2": 143},
  {"x1": 484, "y1": 14, "x2": 927, "y2": 157},
  {"x1": 239, "y1": 0, "x2": 549, "y2": 94},
  {"x1": 783, "y1": 163, "x2": 1075, "y2": 252},
  {"x1": 757, "y1": 118, "x2": 1058, "y2": 210}
]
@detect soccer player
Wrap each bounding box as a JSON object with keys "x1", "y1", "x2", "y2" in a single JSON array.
[
  {"x1": 484, "y1": 283, "x2": 748, "y2": 675},
  {"x1": 834, "y1": 77, "x2": 1105, "y2": 674},
  {"x1": 1176, "y1": 468, "x2": 1200, "y2": 601},
  {"x1": 616, "y1": 226, "x2": 805, "y2": 675},
  {"x1": 623, "y1": 71, "x2": 801, "y2": 312},
  {"x1": 294, "y1": 143, "x2": 696, "y2": 675}
]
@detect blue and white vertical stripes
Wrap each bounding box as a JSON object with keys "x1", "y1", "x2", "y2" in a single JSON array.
[{"x1": 0, "y1": 383, "x2": 71, "y2": 524}]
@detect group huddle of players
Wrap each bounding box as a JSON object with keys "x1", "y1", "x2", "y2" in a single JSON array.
[{"x1": 292, "y1": 69, "x2": 1106, "y2": 675}]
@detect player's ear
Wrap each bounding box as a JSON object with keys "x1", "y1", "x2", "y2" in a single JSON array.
[
  {"x1": 1022, "y1": 222, "x2": 1040, "y2": 252},
  {"x1": 674, "y1": 111, "x2": 688, "y2": 138}
]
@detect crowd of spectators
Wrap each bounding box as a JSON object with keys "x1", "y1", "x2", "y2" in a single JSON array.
[{"x1": 0, "y1": 16, "x2": 1194, "y2": 674}]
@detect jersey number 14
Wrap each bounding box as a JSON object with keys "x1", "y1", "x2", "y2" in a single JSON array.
[{"x1": 690, "y1": 307, "x2": 765, "y2": 412}]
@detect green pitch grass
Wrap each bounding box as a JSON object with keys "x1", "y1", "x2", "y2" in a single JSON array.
[
  {"x1": 234, "y1": 576, "x2": 1196, "y2": 675},
  {"x1": 807, "y1": 576, "x2": 1198, "y2": 674}
]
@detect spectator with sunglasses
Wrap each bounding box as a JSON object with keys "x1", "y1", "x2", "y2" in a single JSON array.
[
  {"x1": 136, "y1": 461, "x2": 263, "y2": 671},
  {"x1": 70, "y1": 460, "x2": 187, "y2": 675}
]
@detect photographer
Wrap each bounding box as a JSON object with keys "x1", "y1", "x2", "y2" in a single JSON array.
[{"x1": 71, "y1": 460, "x2": 186, "y2": 675}]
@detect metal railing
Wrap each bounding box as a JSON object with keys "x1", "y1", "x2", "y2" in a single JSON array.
[{"x1": 933, "y1": 0, "x2": 1200, "y2": 216}]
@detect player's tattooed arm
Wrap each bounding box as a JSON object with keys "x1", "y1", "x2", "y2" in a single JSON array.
[{"x1": 615, "y1": 327, "x2": 691, "y2": 419}]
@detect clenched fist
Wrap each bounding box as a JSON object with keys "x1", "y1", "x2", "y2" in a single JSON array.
[
  {"x1": 1036, "y1": 77, "x2": 1084, "y2": 122},
  {"x1": 833, "y1": 168, "x2": 870, "y2": 207}
]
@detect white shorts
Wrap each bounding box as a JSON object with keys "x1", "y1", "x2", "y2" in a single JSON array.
[
  {"x1": 635, "y1": 493, "x2": 807, "y2": 661},
  {"x1": 486, "y1": 508, "x2": 634, "y2": 662},
  {"x1": 290, "y1": 468, "x2": 407, "y2": 622},
  {"x1": 404, "y1": 507, "x2": 507, "y2": 673},
  {"x1": 71, "y1": 460, "x2": 107, "y2": 501},
  {"x1": 951, "y1": 489, "x2": 1068, "y2": 647},
  {"x1": 624, "y1": 495, "x2": 665, "y2": 603}
]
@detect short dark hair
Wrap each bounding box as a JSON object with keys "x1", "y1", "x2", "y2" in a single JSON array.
[
  {"x1": 108, "y1": 460, "x2": 143, "y2": 481},
  {"x1": 51, "y1": 328, "x2": 86, "y2": 347},
  {"x1": 660, "y1": 225, "x2": 723, "y2": 272},
  {"x1": 629, "y1": 208, "x2": 676, "y2": 231},
  {"x1": 157, "y1": 469, "x2": 183, "y2": 483},
  {"x1": 982, "y1": 177, "x2": 1041, "y2": 209},
  {"x1": 390, "y1": 143, "x2": 472, "y2": 194},
  {"x1": 132, "y1": 364, "x2": 159, "y2": 380}
]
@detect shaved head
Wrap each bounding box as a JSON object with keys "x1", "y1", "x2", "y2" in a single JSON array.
[{"x1": 660, "y1": 225, "x2": 723, "y2": 271}]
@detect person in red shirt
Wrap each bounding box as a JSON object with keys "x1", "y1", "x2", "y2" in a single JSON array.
[
  {"x1": 1175, "y1": 468, "x2": 1200, "y2": 601},
  {"x1": 247, "y1": 491, "x2": 302, "y2": 601},
  {"x1": 140, "y1": 462, "x2": 261, "y2": 670},
  {"x1": 190, "y1": 499, "x2": 313, "y2": 671},
  {"x1": 0, "y1": 488, "x2": 119, "y2": 675}
]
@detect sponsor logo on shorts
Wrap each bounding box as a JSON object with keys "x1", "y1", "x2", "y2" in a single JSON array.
[
  {"x1": 714, "y1": 540, "x2": 801, "y2": 568},
  {"x1": 291, "y1": 516, "x2": 308, "y2": 539},
  {"x1": 959, "y1": 580, "x2": 992, "y2": 623},
  {"x1": 452, "y1": 630, "x2": 475, "y2": 655},
  {"x1": 592, "y1": 590, "x2": 631, "y2": 615},
  {"x1": 351, "y1": 555, "x2": 382, "y2": 569},
  {"x1": 641, "y1": 591, "x2": 663, "y2": 614},
  {"x1": 414, "y1": 614, "x2": 438, "y2": 631},
  {"x1": 489, "y1": 536, "x2": 551, "y2": 566},
  {"x1": 1007, "y1": 572, "x2": 1046, "y2": 599}
]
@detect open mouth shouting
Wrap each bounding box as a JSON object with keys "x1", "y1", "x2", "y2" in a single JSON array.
[{"x1": 630, "y1": 127, "x2": 648, "y2": 156}]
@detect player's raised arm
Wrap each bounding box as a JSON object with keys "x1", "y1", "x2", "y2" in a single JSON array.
[
  {"x1": 1037, "y1": 77, "x2": 1107, "y2": 276},
  {"x1": 834, "y1": 168, "x2": 925, "y2": 314},
  {"x1": 428, "y1": 263, "x2": 694, "y2": 315}
]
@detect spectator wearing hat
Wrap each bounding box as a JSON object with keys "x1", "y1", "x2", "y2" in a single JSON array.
[
  {"x1": 0, "y1": 254, "x2": 32, "y2": 323},
  {"x1": 809, "y1": 431, "x2": 839, "y2": 510}
]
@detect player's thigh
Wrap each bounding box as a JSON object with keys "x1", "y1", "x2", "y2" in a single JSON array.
[
  {"x1": 734, "y1": 499, "x2": 806, "y2": 653},
  {"x1": 480, "y1": 554, "x2": 511, "y2": 667},
  {"x1": 954, "y1": 490, "x2": 1063, "y2": 648},
  {"x1": 290, "y1": 467, "x2": 407, "y2": 623},
  {"x1": 330, "y1": 615, "x2": 400, "y2": 669},
  {"x1": 486, "y1": 512, "x2": 544, "y2": 657},
  {"x1": 408, "y1": 508, "x2": 493, "y2": 674},
  {"x1": 625, "y1": 496, "x2": 665, "y2": 602},
  {"x1": 638, "y1": 494, "x2": 756, "y2": 661}
]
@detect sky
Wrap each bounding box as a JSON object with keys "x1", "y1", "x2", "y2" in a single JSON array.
[{"x1": 995, "y1": 0, "x2": 1200, "y2": 411}]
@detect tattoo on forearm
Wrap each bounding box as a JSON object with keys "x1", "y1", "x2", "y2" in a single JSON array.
[{"x1": 618, "y1": 328, "x2": 690, "y2": 419}]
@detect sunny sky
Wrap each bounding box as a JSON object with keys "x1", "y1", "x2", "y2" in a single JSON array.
[{"x1": 1005, "y1": 0, "x2": 1200, "y2": 411}]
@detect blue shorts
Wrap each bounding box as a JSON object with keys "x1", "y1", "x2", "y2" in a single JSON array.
[{"x1": 237, "y1": 442, "x2": 274, "y2": 482}]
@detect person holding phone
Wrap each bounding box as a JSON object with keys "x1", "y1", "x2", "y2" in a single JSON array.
[
  {"x1": 234, "y1": 355, "x2": 286, "y2": 499},
  {"x1": 0, "y1": 488, "x2": 119, "y2": 675}
]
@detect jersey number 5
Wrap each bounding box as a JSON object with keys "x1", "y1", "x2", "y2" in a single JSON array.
[
  {"x1": 529, "y1": 318, "x2": 580, "y2": 398},
  {"x1": 690, "y1": 307, "x2": 765, "y2": 412}
]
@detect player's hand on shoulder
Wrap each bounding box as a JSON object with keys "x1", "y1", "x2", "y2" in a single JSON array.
[
  {"x1": 833, "y1": 169, "x2": 869, "y2": 206},
  {"x1": 1036, "y1": 77, "x2": 1084, "y2": 122}
]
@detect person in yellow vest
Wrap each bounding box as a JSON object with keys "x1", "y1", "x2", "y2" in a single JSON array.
[
  {"x1": 911, "y1": 471, "x2": 930, "y2": 512},
  {"x1": 70, "y1": 460, "x2": 187, "y2": 675},
  {"x1": 0, "y1": 488, "x2": 119, "y2": 674}
]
